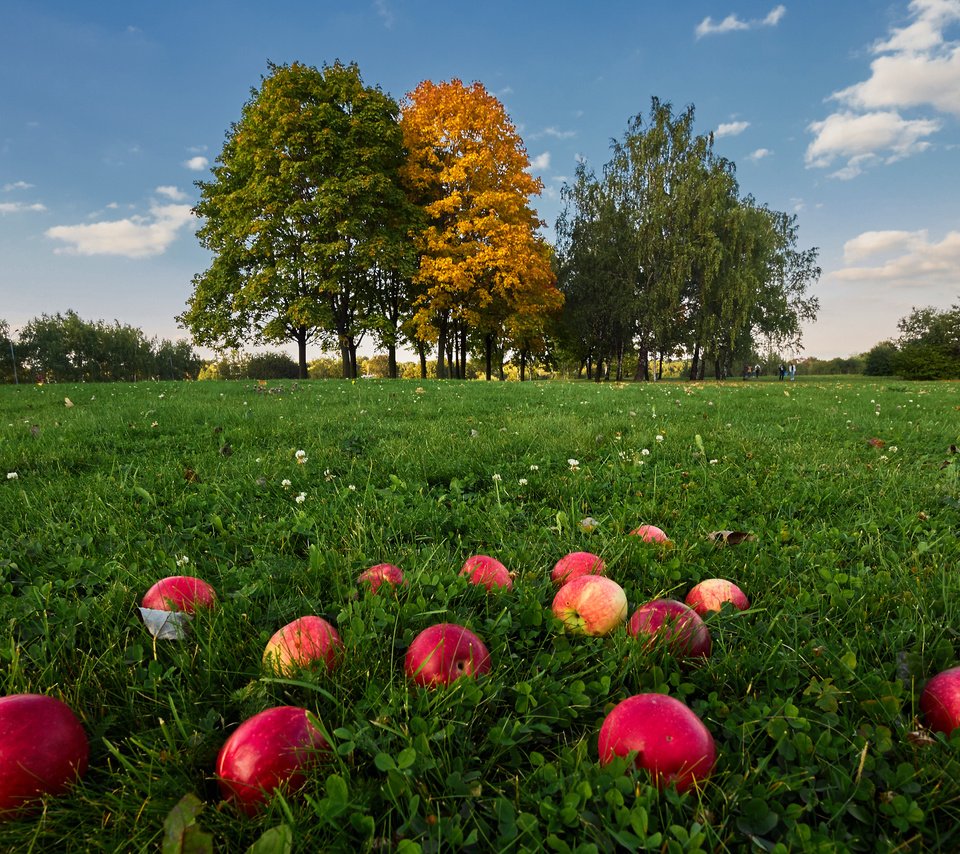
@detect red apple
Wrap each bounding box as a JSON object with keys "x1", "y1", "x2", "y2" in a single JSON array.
[
  {"x1": 263, "y1": 616, "x2": 343, "y2": 676},
  {"x1": 358, "y1": 563, "x2": 406, "y2": 594},
  {"x1": 217, "y1": 705, "x2": 329, "y2": 815},
  {"x1": 920, "y1": 666, "x2": 960, "y2": 736},
  {"x1": 627, "y1": 599, "x2": 712, "y2": 658},
  {"x1": 141, "y1": 575, "x2": 217, "y2": 613},
  {"x1": 552, "y1": 575, "x2": 627, "y2": 636},
  {"x1": 460, "y1": 555, "x2": 513, "y2": 591},
  {"x1": 598, "y1": 693, "x2": 716, "y2": 793},
  {"x1": 685, "y1": 578, "x2": 750, "y2": 616},
  {"x1": 629, "y1": 524, "x2": 671, "y2": 545},
  {"x1": 551, "y1": 551, "x2": 605, "y2": 587},
  {"x1": 404, "y1": 623, "x2": 491, "y2": 687},
  {"x1": 0, "y1": 694, "x2": 89, "y2": 818}
]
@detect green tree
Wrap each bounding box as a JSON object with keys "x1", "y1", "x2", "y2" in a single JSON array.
[
  {"x1": 180, "y1": 61, "x2": 416, "y2": 378},
  {"x1": 0, "y1": 320, "x2": 18, "y2": 383},
  {"x1": 893, "y1": 302, "x2": 960, "y2": 379},
  {"x1": 863, "y1": 341, "x2": 898, "y2": 376}
]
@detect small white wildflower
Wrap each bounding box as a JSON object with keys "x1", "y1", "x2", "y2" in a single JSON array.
[
  {"x1": 151, "y1": 421, "x2": 158, "y2": 428},
  {"x1": 641, "y1": 448, "x2": 650, "y2": 456},
  {"x1": 347, "y1": 484, "x2": 357, "y2": 492},
  {"x1": 492, "y1": 473, "x2": 502, "y2": 483},
  {"x1": 256, "y1": 458, "x2": 262, "y2": 463},
  {"x1": 579, "y1": 516, "x2": 598, "y2": 533},
  {"x1": 709, "y1": 459, "x2": 719, "y2": 465},
  {"x1": 295, "y1": 492, "x2": 307, "y2": 504},
  {"x1": 6, "y1": 472, "x2": 18, "y2": 480},
  {"x1": 159, "y1": 393, "x2": 165, "y2": 399},
  {"x1": 518, "y1": 478, "x2": 528, "y2": 486},
  {"x1": 324, "y1": 469, "x2": 335, "y2": 482},
  {"x1": 567, "y1": 459, "x2": 580, "y2": 472},
  {"x1": 655, "y1": 434, "x2": 664, "y2": 442},
  {"x1": 295, "y1": 449, "x2": 308, "y2": 464},
  {"x1": 470, "y1": 429, "x2": 479, "y2": 438},
  {"x1": 530, "y1": 464, "x2": 539, "y2": 471},
  {"x1": 175, "y1": 555, "x2": 190, "y2": 567},
  {"x1": 889, "y1": 446, "x2": 898, "y2": 453},
  {"x1": 879, "y1": 455, "x2": 889, "y2": 461},
  {"x1": 281, "y1": 478, "x2": 292, "y2": 489}
]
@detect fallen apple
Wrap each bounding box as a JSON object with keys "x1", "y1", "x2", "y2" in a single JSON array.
[
  {"x1": 263, "y1": 616, "x2": 343, "y2": 676},
  {"x1": 358, "y1": 563, "x2": 406, "y2": 594},
  {"x1": 0, "y1": 693, "x2": 89, "y2": 818},
  {"x1": 685, "y1": 578, "x2": 749, "y2": 617},
  {"x1": 629, "y1": 524, "x2": 671, "y2": 545},
  {"x1": 551, "y1": 551, "x2": 605, "y2": 587},
  {"x1": 598, "y1": 693, "x2": 716, "y2": 793},
  {"x1": 216, "y1": 705, "x2": 329, "y2": 815},
  {"x1": 460, "y1": 554, "x2": 513, "y2": 591},
  {"x1": 141, "y1": 575, "x2": 217, "y2": 613},
  {"x1": 920, "y1": 666, "x2": 960, "y2": 736},
  {"x1": 552, "y1": 575, "x2": 627, "y2": 636},
  {"x1": 404, "y1": 623, "x2": 491, "y2": 687},
  {"x1": 627, "y1": 599, "x2": 712, "y2": 658}
]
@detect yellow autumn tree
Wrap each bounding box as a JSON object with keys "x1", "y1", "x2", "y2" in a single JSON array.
[{"x1": 400, "y1": 79, "x2": 561, "y2": 379}]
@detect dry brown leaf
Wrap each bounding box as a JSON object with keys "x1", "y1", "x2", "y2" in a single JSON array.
[{"x1": 707, "y1": 530, "x2": 756, "y2": 546}]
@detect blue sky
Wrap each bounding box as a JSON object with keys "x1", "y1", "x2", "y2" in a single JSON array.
[{"x1": 2, "y1": 1, "x2": 958, "y2": 360}]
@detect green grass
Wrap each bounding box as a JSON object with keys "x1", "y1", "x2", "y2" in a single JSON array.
[{"x1": 1, "y1": 376, "x2": 959, "y2": 852}]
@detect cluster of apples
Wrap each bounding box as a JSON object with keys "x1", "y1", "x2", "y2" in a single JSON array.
[{"x1": 5, "y1": 537, "x2": 960, "y2": 819}]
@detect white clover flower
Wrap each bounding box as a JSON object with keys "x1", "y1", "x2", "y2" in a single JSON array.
[
  {"x1": 889, "y1": 446, "x2": 898, "y2": 453},
  {"x1": 567, "y1": 459, "x2": 579, "y2": 467},
  {"x1": 655, "y1": 434, "x2": 664, "y2": 442},
  {"x1": 175, "y1": 555, "x2": 190, "y2": 567},
  {"x1": 492, "y1": 473, "x2": 502, "y2": 482},
  {"x1": 151, "y1": 421, "x2": 158, "y2": 428},
  {"x1": 518, "y1": 478, "x2": 528, "y2": 486},
  {"x1": 295, "y1": 492, "x2": 307, "y2": 504},
  {"x1": 159, "y1": 393, "x2": 165, "y2": 399},
  {"x1": 324, "y1": 469, "x2": 335, "y2": 481},
  {"x1": 281, "y1": 478, "x2": 292, "y2": 489},
  {"x1": 348, "y1": 484, "x2": 357, "y2": 492},
  {"x1": 709, "y1": 459, "x2": 719, "y2": 465},
  {"x1": 530, "y1": 464, "x2": 539, "y2": 471},
  {"x1": 6, "y1": 472, "x2": 18, "y2": 480},
  {"x1": 295, "y1": 449, "x2": 308, "y2": 464},
  {"x1": 641, "y1": 448, "x2": 650, "y2": 456}
]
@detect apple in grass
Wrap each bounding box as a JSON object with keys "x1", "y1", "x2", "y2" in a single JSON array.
[
  {"x1": 920, "y1": 666, "x2": 960, "y2": 736},
  {"x1": 598, "y1": 693, "x2": 716, "y2": 793},
  {"x1": 0, "y1": 694, "x2": 89, "y2": 818},
  {"x1": 630, "y1": 524, "x2": 671, "y2": 545},
  {"x1": 552, "y1": 575, "x2": 627, "y2": 636},
  {"x1": 263, "y1": 616, "x2": 343, "y2": 676},
  {"x1": 216, "y1": 706, "x2": 329, "y2": 815},
  {"x1": 460, "y1": 555, "x2": 513, "y2": 591},
  {"x1": 141, "y1": 575, "x2": 217, "y2": 612},
  {"x1": 685, "y1": 579, "x2": 750, "y2": 617},
  {"x1": 627, "y1": 599, "x2": 712, "y2": 659},
  {"x1": 551, "y1": 551, "x2": 605, "y2": 587},
  {"x1": 404, "y1": 623, "x2": 491, "y2": 687},
  {"x1": 358, "y1": 563, "x2": 406, "y2": 594}
]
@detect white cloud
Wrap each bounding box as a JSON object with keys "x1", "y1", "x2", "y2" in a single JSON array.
[
  {"x1": 695, "y1": 4, "x2": 786, "y2": 39},
  {"x1": 184, "y1": 156, "x2": 209, "y2": 171},
  {"x1": 45, "y1": 203, "x2": 195, "y2": 258},
  {"x1": 539, "y1": 126, "x2": 577, "y2": 140},
  {"x1": 528, "y1": 152, "x2": 551, "y2": 172},
  {"x1": 0, "y1": 202, "x2": 46, "y2": 214},
  {"x1": 748, "y1": 147, "x2": 772, "y2": 161},
  {"x1": 3, "y1": 181, "x2": 34, "y2": 192},
  {"x1": 715, "y1": 120, "x2": 750, "y2": 138},
  {"x1": 155, "y1": 185, "x2": 189, "y2": 201},
  {"x1": 835, "y1": 228, "x2": 960, "y2": 284},
  {"x1": 805, "y1": 110, "x2": 940, "y2": 177},
  {"x1": 808, "y1": 0, "x2": 960, "y2": 177},
  {"x1": 373, "y1": 0, "x2": 395, "y2": 28}
]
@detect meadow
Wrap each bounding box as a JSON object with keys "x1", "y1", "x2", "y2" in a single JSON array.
[{"x1": 1, "y1": 375, "x2": 958, "y2": 853}]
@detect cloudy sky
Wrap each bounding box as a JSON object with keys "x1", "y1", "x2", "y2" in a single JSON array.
[{"x1": 2, "y1": 1, "x2": 958, "y2": 359}]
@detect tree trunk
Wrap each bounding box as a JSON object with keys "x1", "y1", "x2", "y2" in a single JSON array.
[
  {"x1": 689, "y1": 341, "x2": 700, "y2": 381},
  {"x1": 519, "y1": 350, "x2": 527, "y2": 381},
  {"x1": 418, "y1": 341, "x2": 427, "y2": 379},
  {"x1": 296, "y1": 327, "x2": 308, "y2": 379},
  {"x1": 585, "y1": 355, "x2": 592, "y2": 381},
  {"x1": 633, "y1": 347, "x2": 648, "y2": 381},
  {"x1": 388, "y1": 344, "x2": 397, "y2": 379},
  {"x1": 485, "y1": 334, "x2": 493, "y2": 380},
  {"x1": 615, "y1": 343, "x2": 624, "y2": 382},
  {"x1": 657, "y1": 352, "x2": 664, "y2": 381},
  {"x1": 349, "y1": 342, "x2": 358, "y2": 379},
  {"x1": 436, "y1": 320, "x2": 448, "y2": 379},
  {"x1": 460, "y1": 327, "x2": 468, "y2": 378}
]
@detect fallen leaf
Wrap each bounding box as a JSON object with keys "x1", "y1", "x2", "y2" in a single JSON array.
[
  {"x1": 906, "y1": 730, "x2": 936, "y2": 748},
  {"x1": 707, "y1": 530, "x2": 756, "y2": 546},
  {"x1": 64, "y1": 397, "x2": 74, "y2": 408},
  {"x1": 219, "y1": 443, "x2": 232, "y2": 457},
  {"x1": 183, "y1": 468, "x2": 200, "y2": 483},
  {"x1": 867, "y1": 437, "x2": 885, "y2": 449}
]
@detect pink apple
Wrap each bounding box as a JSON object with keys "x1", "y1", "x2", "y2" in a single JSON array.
[
  {"x1": 598, "y1": 693, "x2": 716, "y2": 793},
  {"x1": 404, "y1": 623, "x2": 491, "y2": 687},
  {"x1": 263, "y1": 616, "x2": 343, "y2": 676},
  {"x1": 216, "y1": 706, "x2": 329, "y2": 815},
  {"x1": 627, "y1": 599, "x2": 712, "y2": 658},
  {"x1": 0, "y1": 694, "x2": 89, "y2": 818},
  {"x1": 358, "y1": 563, "x2": 406, "y2": 594},
  {"x1": 141, "y1": 575, "x2": 217, "y2": 613},
  {"x1": 920, "y1": 666, "x2": 960, "y2": 736},
  {"x1": 460, "y1": 554, "x2": 513, "y2": 591},
  {"x1": 551, "y1": 551, "x2": 606, "y2": 587},
  {"x1": 629, "y1": 524, "x2": 671, "y2": 545},
  {"x1": 552, "y1": 575, "x2": 627, "y2": 636},
  {"x1": 685, "y1": 579, "x2": 750, "y2": 617}
]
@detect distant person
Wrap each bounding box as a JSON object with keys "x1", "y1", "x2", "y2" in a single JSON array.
[
  {"x1": 754, "y1": 364, "x2": 761, "y2": 379},
  {"x1": 742, "y1": 363, "x2": 751, "y2": 380},
  {"x1": 778, "y1": 363, "x2": 786, "y2": 381},
  {"x1": 789, "y1": 363, "x2": 796, "y2": 381}
]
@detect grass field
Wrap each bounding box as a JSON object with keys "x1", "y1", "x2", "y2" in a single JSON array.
[{"x1": 1, "y1": 376, "x2": 959, "y2": 852}]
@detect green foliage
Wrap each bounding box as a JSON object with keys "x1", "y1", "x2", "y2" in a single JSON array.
[
  {"x1": 864, "y1": 341, "x2": 898, "y2": 376},
  {"x1": 1, "y1": 377, "x2": 959, "y2": 851},
  {"x1": 246, "y1": 352, "x2": 300, "y2": 380}
]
